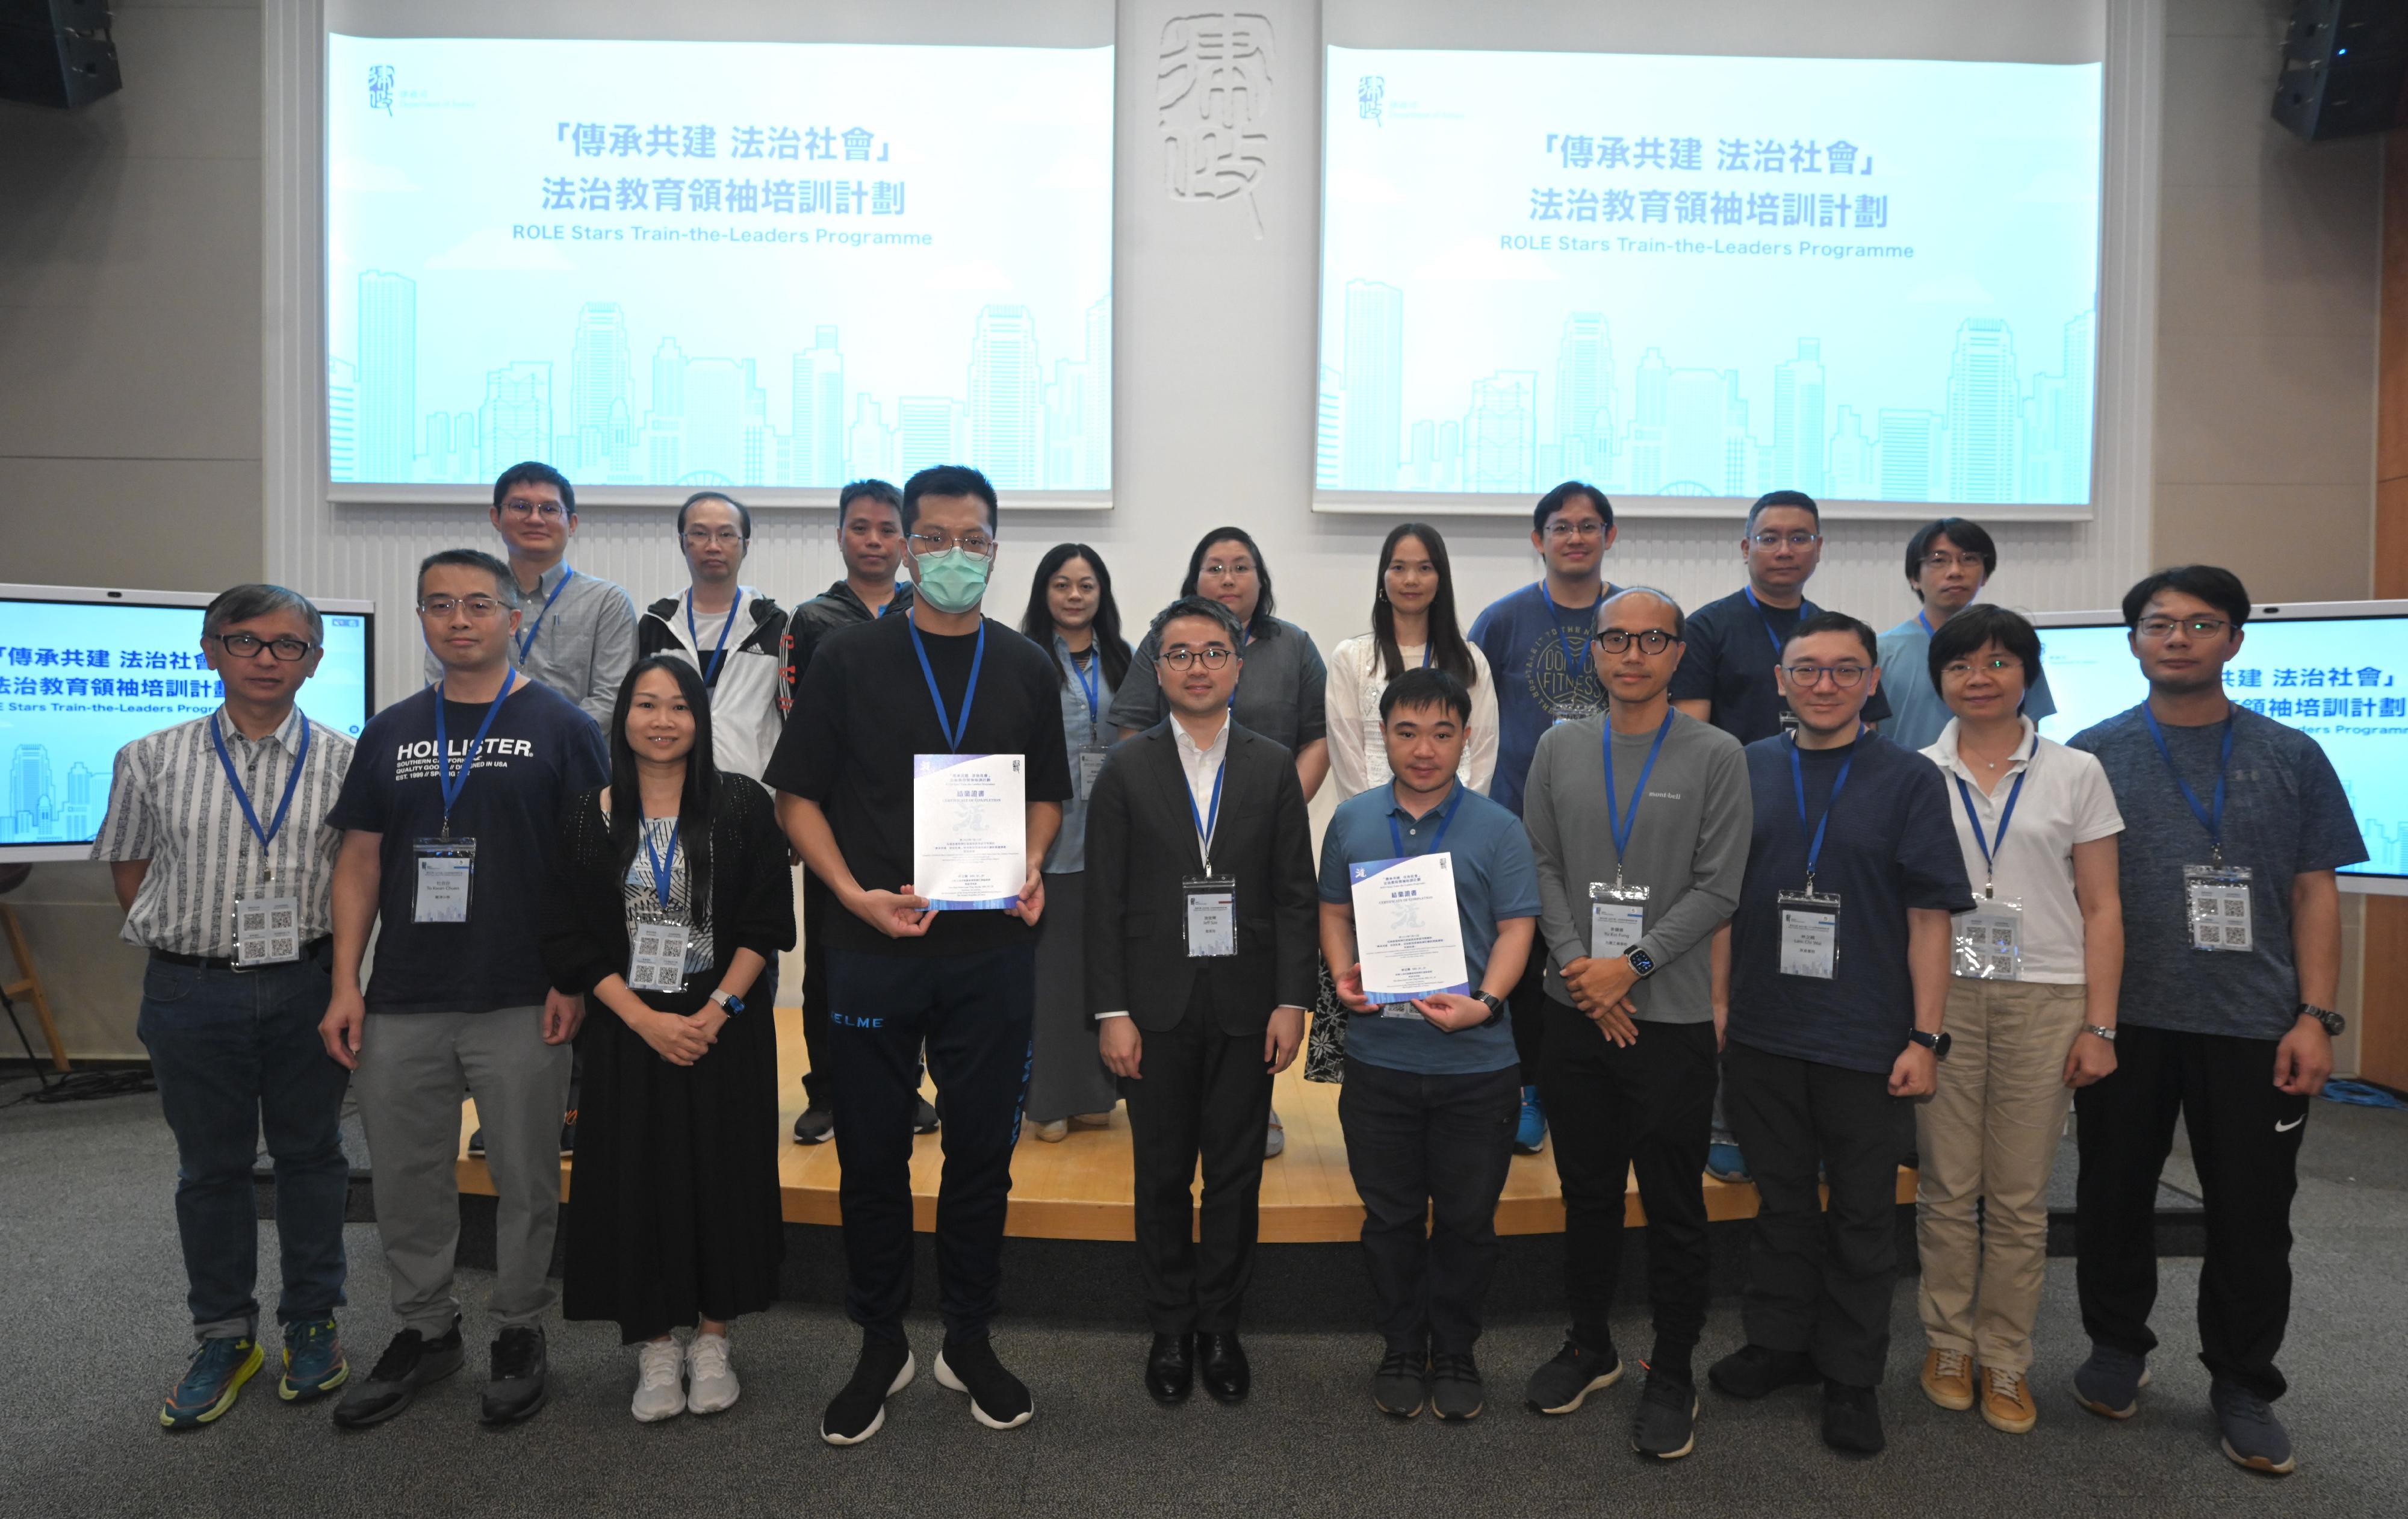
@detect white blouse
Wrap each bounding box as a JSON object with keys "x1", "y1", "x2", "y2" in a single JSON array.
[{"x1": 1324, "y1": 632, "x2": 1500, "y2": 800}]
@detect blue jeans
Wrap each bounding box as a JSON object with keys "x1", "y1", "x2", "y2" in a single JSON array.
[{"x1": 136, "y1": 949, "x2": 351, "y2": 1341}]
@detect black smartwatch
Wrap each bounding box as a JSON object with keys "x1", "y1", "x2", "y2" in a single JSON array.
[
  {"x1": 1907, "y1": 1028, "x2": 1951, "y2": 1061},
  {"x1": 1624, "y1": 944, "x2": 1656, "y2": 979},
  {"x1": 710, "y1": 990, "x2": 745, "y2": 1016},
  {"x1": 1474, "y1": 991, "x2": 1507, "y2": 1028}
]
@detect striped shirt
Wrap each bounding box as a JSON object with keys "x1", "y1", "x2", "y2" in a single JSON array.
[
  {"x1": 420, "y1": 560, "x2": 639, "y2": 728},
  {"x1": 90, "y1": 706, "x2": 354, "y2": 957}
]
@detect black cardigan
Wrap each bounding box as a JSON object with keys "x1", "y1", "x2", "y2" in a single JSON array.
[{"x1": 539, "y1": 772, "x2": 796, "y2": 1016}]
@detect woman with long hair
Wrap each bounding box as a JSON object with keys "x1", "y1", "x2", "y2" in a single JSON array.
[
  {"x1": 1017, "y1": 544, "x2": 1134, "y2": 1141},
  {"x1": 1325, "y1": 521, "x2": 1498, "y2": 798},
  {"x1": 541, "y1": 655, "x2": 796, "y2": 1423}
]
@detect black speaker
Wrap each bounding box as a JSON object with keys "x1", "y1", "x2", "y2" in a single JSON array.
[
  {"x1": 2273, "y1": 0, "x2": 2408, "y2": 140},
  {"x1": 0, "y1": 0, "x2": 118, "y2": 111}
]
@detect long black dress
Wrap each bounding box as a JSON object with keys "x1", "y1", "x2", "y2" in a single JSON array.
[{"x1": 541, "y1": 772, "x2": 796, "y2": 1343}]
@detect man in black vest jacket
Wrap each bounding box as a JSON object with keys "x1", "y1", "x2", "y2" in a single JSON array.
[{"x1": 1084, "y1": 595, "x2": 1317, "y2": 1407}]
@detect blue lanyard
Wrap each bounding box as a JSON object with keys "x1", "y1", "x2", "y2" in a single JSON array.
[
  {"x1": 1070, "y1": 644, "x2": 1101, "y2": 728},
  {"x1": 1540, "y1": 584, "x2": 1595, "y2": 683},
  {"x1": 1788, "y1": 729, "x2": 1860, "y2": 884},
  {"x1": 1917, "y1": 609, "x2": 1936, "y2": 637},
  {"x1": 209, "y1": 710, "x2": 311, "y2": 865},
  {"x1": 2140, "y1": 703, "x2": 2235, "y2": 855},
  {"x1": 516, "y1": 567, "x2": 574, "y2": 660},
  {"x1": 639, "y1": 817, "x2": 678, "y2": 910},
  {"x1": 1953, "y1": 769, "x2": 2026, "y2": 893},
  {"x1": 433, "y1": 669, "x2": 517, "y2": 835},
  {"x1": 1387, "y1": 782, "x2": 1463, "y2": 858},
  {"x1": 1604, "y1": 710, "x2": 1675, "y2": 869},
  {"x1": 909, "y1": 615, "x2": 985, "y2": 750},
  {"x1": 1743, "y1": 585, "x2": 1813, "y2": 654},
  {"x1": 687, "y1": 588, "x2": 742, "y2": 687},
  {"x1": 1188, "y1": 749, "x2": 1229, "y2": 869},
  {"x1": 1224, "y1": 626, "x2": 1253, "y2": 712}
]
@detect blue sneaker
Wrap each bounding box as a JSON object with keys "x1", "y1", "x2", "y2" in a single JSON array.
[
  {"x1": 2211, "y1": 1378, "x2": 2296, "y2": 1476},
  {"x1": 1513, "y1": 1086, "x2": 1547, "y2": 1155},
  {"x1": 1705, "y1": 1142, "x2": 1750, "y2": 1183},
  {"x1": 280, "y1": 1316, "x2": 349, "y2": 1402},
  {"x1": 160, "y1": 1336, "x2": 264, "y2": 1429}
]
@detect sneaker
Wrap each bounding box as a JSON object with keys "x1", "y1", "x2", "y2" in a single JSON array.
[
  {"x1": 1032, "y1": 1118, "x2": 1069, "y2": 1143},
  {"x1": 1822, "y1": 1381, "x2": 1885, "y2": 1455},
  {"x1": 631, "y1": 1338, "x2": 685, "y2": 1423},
  {"x1": 1524, "y1": 1337, "x2": 1624, "y2": 1414},
  {"x1": 1631, "y1": 1367, "x2": 1699, "y2": 1460},
  {"x1": 2211, "y1": 1379, "x2": 2296, "y2": 1476},
  {"x1": 559, "y1": 1110, "x2": 577, "y2": 1156},
  {"x1": 912, "y1": 1095, "x2": 942, "y2": 1135},
  {"x1": 1430, "y1": 1352, "x2": 1485, "y2": 1420},
  {"x1": 1265, "y1": 1108, "x2": 1285, "y2": 1160},
  {"x1": 279, "y1": 1316, "x2": 348, "y2": 1402},
  {"x1": 1704, "y1": 1141, "x2": 1749, "y2": 1183},
  {"x1": 331, "y1": 1319, "x2": 464, "y2": 1429},
  {"x1": 687, "y1": 1330, "x2": 739, "y2": 1415},
  {"x1": 793, "y1": 1101, "x2": 835, "y2": 1145},
  {"x1": 1980, "y1": 1364, "x2": 2037, "y2": 1435},
  {"x1": 465, "y1": 1128, "x2": 486, "y2": 1158},
  {"x1": 160, "y1": 1336, "x2": 264, "y2": 1429},
  {"x1": 1707, "y1": 1343, "x2": 1819, "y2": 1401},
  {"x1": 1372, "y1": 1349, "x2": 1429, "y2": 1418},
  {"x1": 1920, "y1": 1347, "x2": 1975, "y2": 1412},
  {"x1": 934, "y1": 1335, "x2": 1034, "y2": 1430},
  {"x1": 2071, "y1": 1342, "x2": 2150, "y2": 1420},
  {"x1": 821, "y1": 1335, "x2": 915, "y2": 1446},
  {"x1": 480, "y1": 1325, "x2": 549, "y2": 1426},
  {"x1": 1514, "y1": 1086, "x2": 1547, "y2": 1155},
  {"x1": 1071, "y1": 1110, "x2": 1114, "y2": 1129}
]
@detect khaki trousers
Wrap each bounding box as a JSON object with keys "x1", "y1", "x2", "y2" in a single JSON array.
[{"x1": 1914, "y1": 978, "x2": 2085, "y2": 1371}]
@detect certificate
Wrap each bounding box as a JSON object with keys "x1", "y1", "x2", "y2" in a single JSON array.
[
  {"x1": 1348, "y1": 853, "x2": 1471, "y2": 1005},
  {"x1": 913, "y1": 754, "x2": 1027, "y2": 911}
]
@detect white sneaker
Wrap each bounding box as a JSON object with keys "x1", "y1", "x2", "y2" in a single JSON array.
[
  {"x1": 632, "y1": 1337, "x2": 685, "y2": 1422},
  {"x1": 687, "y1": 1330, "x2": 740, "y2": 1415}
]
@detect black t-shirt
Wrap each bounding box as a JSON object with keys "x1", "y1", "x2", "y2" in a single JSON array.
[
  {"x1": 327, "y1": 679, "x2": 607, "y2": 1014},
  {"x1": 1669, "y1": 587, "x2": 1893, "y2": 745},
  {"x1": 762, "y1": 612, "x2": 1073, "y2": 958}
]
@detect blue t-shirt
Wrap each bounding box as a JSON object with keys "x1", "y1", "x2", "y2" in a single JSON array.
[
  {"x1": 2068, "y1": 703, "x2": 2366, "y2": 1040},
  {"x1": 327, "y1": 679, "x2": 608, "y2": 1014},
  {"x1": 1727, "y1": 730, "x2": 1973, "y2": 1074},
  {"x1": 1670, "y1": 587, "x2": 1893, "y2": 746},
  {"x1": 1875, "y1": 612, "x2": 2058, "y2": 753},
  {"x1": 1318, "y1": 781, "x2": 1542, "y2": 1075},
  {"x1": 1468, "y1": 581, "x2": 1613, "y2": 816}
]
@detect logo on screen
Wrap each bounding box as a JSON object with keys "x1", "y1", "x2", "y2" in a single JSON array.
[
  {"x1": 1358, "y1": 75, "x2": 1383, "y2": 124},
  {"x1": 367, "y1": 64, "x2": 394, "y2": 116}
]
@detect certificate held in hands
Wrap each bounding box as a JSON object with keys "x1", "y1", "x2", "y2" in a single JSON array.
[
  {"x1": 913, "y1": 753, "x2": 1026, "y2": 910},
  {"x1": 1349, "y1": 853, "x2": 1470, "y2": 1005}
]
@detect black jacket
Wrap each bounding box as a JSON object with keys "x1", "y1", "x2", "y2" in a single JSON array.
[
  {"x1": 781, "y1": 579, "x2": 915, "y2": 706},
  {"x1": 1082, "y1": 720, "x2": 1318, "y2": 1036}
]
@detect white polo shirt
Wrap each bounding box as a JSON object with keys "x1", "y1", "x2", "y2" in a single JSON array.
[{"x1": 1922, "y1": 716, "x2": 2124, "y2": 983}]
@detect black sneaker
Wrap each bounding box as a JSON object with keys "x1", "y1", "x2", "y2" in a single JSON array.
[
  {"x1": 1822, "y1": 1381, "x2": 1885, "y2": 1455},
  {"x1": 1708, "y1": 1343, "x2": 1819, "y2": 1400},
  {"x1": 1525, "y1": 1337, "x2": 1623, "y2": 1414},
  {"x1": 912, "y1": 1095, "x2": 942, "y2": 1135},
  {"x1": 1372, "y1": 1349, "x2": 1429, "y2": 1418},
  {"x1": 331, "y1": 1319, "x2": 464, "y2": 1429},
  {"x1": 821, "y1": 1335, "x2": 915, "y2": 1446},
  {"x1": 1430, "y1": 1352, "x2": 1485, "y2": 1421},
  {"x1": 934, "y1": 1335, "x2": 1032, "y2": 1429},
  {"x1": 479, "y1": 1326, "x2": 549, "y2": 1426},
  {"x1": 465, "y1": 1129, "x2": 485, "y2": 1158},
  {"x1": 559, "y1": 1111, "x2": 577, "y2": 1157},
  {"x1": 793, "y1": 1101, "x2": 836, "y2": 1145},
  {"x1": 2211, "y1": 1378, "x2": 2297, "y2": 1476},
  {"x1": 1631, "y1": 1367, "x2": 1699, "y2": 1459}
]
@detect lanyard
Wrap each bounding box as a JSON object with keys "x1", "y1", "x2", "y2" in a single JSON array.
[
  {"x1": 209, "y1": 710, "x2": 311, "y2": 871},
  {"x1": 909, "y1": 616, "x2": 986, "y2": 751},
  {"x1": 516, "y1": 566, "x2": 574, "y2": 660},
  {"x1": 1188, "y1": 749, "x2": 1229, "y2": 872},
  {"x1": 1223, "y1": 626, "x2": 1253, "y2": 712},
  {"x1": 1387, "y1": 782, "x2": 1464, "y2": 858},
  {"x1": 687, "y1": 588, "x2": 742, "y2": 688},
  {"x1": 639, "y1": 817, "x2": 678, "y2": 910},
  {"x1": 434, "y1": 669, "x2": 517, "y2": 836},
  {"x1": 1069, "y1": 643, "x2": 1101, "y2": 728},
  {"x1": 1952, "y1": 769, "x2": 2026, "y2": 894},
  {"x1": 1540, "y1": 584, "x2": 1595, "y2": 682},
  {"x1": 1788, "y1": 729, "x2": 1860, "y2": 886},
  {"x1": 1742, "y1": 585, "x2": 1811, "y2": 654},
  {"x1": 1604, "y1": 710, "x2": 1675, "y2": 875},
  {"x1": 2140, "y1": 703, "x2": 2235, "y2": 857},
  {"x1": 1917, "y1": 609, "x2": 1936, "y2": 638}
]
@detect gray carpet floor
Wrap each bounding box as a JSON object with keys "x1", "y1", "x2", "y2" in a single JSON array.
[{"x1": 3, "y1": 1076, "x2": 2403, "y2": 1519}]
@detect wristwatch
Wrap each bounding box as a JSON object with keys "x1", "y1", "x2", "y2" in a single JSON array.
[
  {"x1": 1474, "y1": 991, "x2": 1507, "y2": 1028},
  {"x1": 1907, "y1": 1028, "x2": 1952, "y2": 1061},
  {"x1": 2299, "y1": 1003, "x2": 2344, "y2": 1037},
  {"x1": 710, "y1": 990, "x2": 745, "y2": 1016},
  {"x1": 1624, "y1": 944, "x2": 1657, "y2": 978},
  {"x1": 2083, "y1": 1024, "x2": 2117, "y2": 1043}
]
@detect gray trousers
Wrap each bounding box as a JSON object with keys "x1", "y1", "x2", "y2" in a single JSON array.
[{"x1": 353, "y1": 1008, "x2": 572, "y2": 1337}]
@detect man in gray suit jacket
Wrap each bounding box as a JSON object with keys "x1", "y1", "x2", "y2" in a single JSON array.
[{"x1": 1085, "y1": 595, "x2": 1318, "y2": 1409}]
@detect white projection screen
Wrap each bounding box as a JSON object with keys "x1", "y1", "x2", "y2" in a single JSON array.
[
  {"x1": 321, "y1": 3, "x2": 1115, "y2": 506},
  {"x1": 1316, "y1": 0, "x2": 2111, "y2": 521}
]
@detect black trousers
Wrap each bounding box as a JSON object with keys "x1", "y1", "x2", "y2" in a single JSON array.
[
  {"x1": 825, "y1": 942, "x2": 1034, "y2": 1345},
  {"x1": 1120, "y1": 984, "x2": 1273, "y2": 1335},
  {"x1": 1507, "y1": 954, "x2": 1547, "y2": 1089},
  {"x1": 799, "y1": 868, "x2": 835, "y2": 1104},
  {"x1": 1723, "y1": 1039, "x2": 1913, "y2": 1389},
  {"x1": 1337, "y1": 1056, "x2": 1521, "y2": 1355},
  {"x1": 1539, "y1": 1001, "x2": 1716, "y2": 1355},
  {"x1": 2074, "y1": 1024, "x2": 2308, "y2": 1402}
]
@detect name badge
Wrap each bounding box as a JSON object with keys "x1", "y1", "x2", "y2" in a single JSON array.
[
  {"x1": 1077, "y1": 745, "x2": 1109, "y2": 801},
  {"x1": 1550, "y1": 702, "x2": 1598, "y2": 728},
  {"x1": 1953, "y1": 898, "x2": 2024, "y2": 981},
  {"x1": 1777, "y1": 888, "x2": 1840, "y2": 980},
  {"x1": 1589, "y1": 880, "x2": 1649, "y2": 958},
  {"x1": 1779, "y1": 709, "x2": 1802, "y2": 736},
  {"x1": 1184, "y1": 875, "x2": 1237, "y2": 958},
  {"x1": 413, "y1": 837, "x2": 476, "y2": 924},
  {"x1": 232, "y1": 896, "x2": 301, "y2": 968},
  {"x1": 2185, "y1": 863, "x2": 2254, "y2": 952},
  {"x1": 628, "y1": 919, "x2": 692, "y2": 992}
]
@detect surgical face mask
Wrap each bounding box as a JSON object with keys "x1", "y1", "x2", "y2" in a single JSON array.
[{"x1": 912, "y1": 546, "x2": 992, "y2": 614}]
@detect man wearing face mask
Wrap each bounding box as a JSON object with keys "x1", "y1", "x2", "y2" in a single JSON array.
[{"x1": 764, "y1": 465, "x2": 1073, "y2": 1447}]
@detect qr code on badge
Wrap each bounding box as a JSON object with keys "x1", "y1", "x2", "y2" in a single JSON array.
[
  {"x1": 2197, "y1": 924, "x2": 2226, "y2": 945},
  {"x1": 1990, "y1": 927, "x2": 2015, "y2": 946},
  {"x1": 270, "y1": 908, "x2": 295, "y2": 930},
  {"x1": 240, "y1": 910, "x2": 269, "y2": 933},
  {"x1": 267, "y1": 935, "x2": 297, "y2": 960}
]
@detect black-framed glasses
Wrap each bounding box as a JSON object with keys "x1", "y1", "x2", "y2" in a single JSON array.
[
  {"x1": 907, "y1": 529, "x2": 996, "y2": 559},
  {"x1": 417, "y1": 595, "x2": 506, "y2": 620},
  {"x1": 1751, "y1": 530, "x2": 1822, "y2": 550},
  {"x1": 1921, "y1": 550, "x2": 1985, "y2": 571},
  {"x1": 1593, "y1": 628, "x2": 1677, "y2": 655},
  {"x1": 209, "y1": 632, "x2": 317, "y2": 662},
  {"x1": 1160, "y1": 646, "x2": 1235, "y2": 672},
  {"x1": 1781, "y1": 662, "x2": 1868, "y2": 689},
  {"x1": 2135, "y1": 615, "x2": 2232, "y2": 641}
]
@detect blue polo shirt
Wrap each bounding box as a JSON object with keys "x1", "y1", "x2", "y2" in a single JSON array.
[
  {"x1": 1875, "y1": 612, "x2": 2057, "y2": 752},
  {"x1": 1318, "y1": 781, "x2": 1542, "y2": 1075}
]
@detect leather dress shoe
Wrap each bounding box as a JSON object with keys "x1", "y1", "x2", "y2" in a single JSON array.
[
  {"x1": 1146, "y1": 1332, "x2": 1194, "y2": 1405},
  {"x1": 1199, "y1": 1331, "x2": 1250, "y2": 1405}
]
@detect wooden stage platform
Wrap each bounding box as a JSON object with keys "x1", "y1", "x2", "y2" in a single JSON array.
[{"x1": 457, "y1": 1006, "x2": 1917, "y2": 1243}]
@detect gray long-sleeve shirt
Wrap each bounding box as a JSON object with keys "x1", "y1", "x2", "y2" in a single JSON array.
[{"x1": 1522, "y1": 708, "x2": 1752, "y2": 1022}]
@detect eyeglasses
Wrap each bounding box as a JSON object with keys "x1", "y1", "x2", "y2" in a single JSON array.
[
  {"x1": 417, "y1": 595, "x2": 506, "y2": 620},
  {"x1": 1546, "y1": 520, "x2": 1606, "y2": 541},
  {"x1": 1921, "y1": 551, "x2": 1986, "y2": 571},
  {"x1": 907, "y1": 530, "x2": 996, "y2": 559},
  {"x1": 1593, "y1": 628, "x2": 1677, "y2": 655},
  {"x1": 500, "y1": 499, "x2": 568, "y2": 521},
  {"x1": 681, "y1": 527, "x2": 745, "y2": 547},
  {"x1": 1200, "y1": 559, "x2": 1255, "y2": 579},
  {"x1": 1751, "y1": 531, "x2": 1822, "y2": 550},
  {"x1": 2135, "y1": 616, "x2": 2232, "y2": 641},
  {"x1": 1941, "y1": 657, "x2": 2020, "y2": 679},
  {"x1": 1160, "y1": 646, "x2": 1235, "y2": 672},
  {"x1": 209, "y1": 632, "x2": 316, "y2": 662},
  {"x1": 1781, "y1": 662, "x2": 1869, "y2": 689}
]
